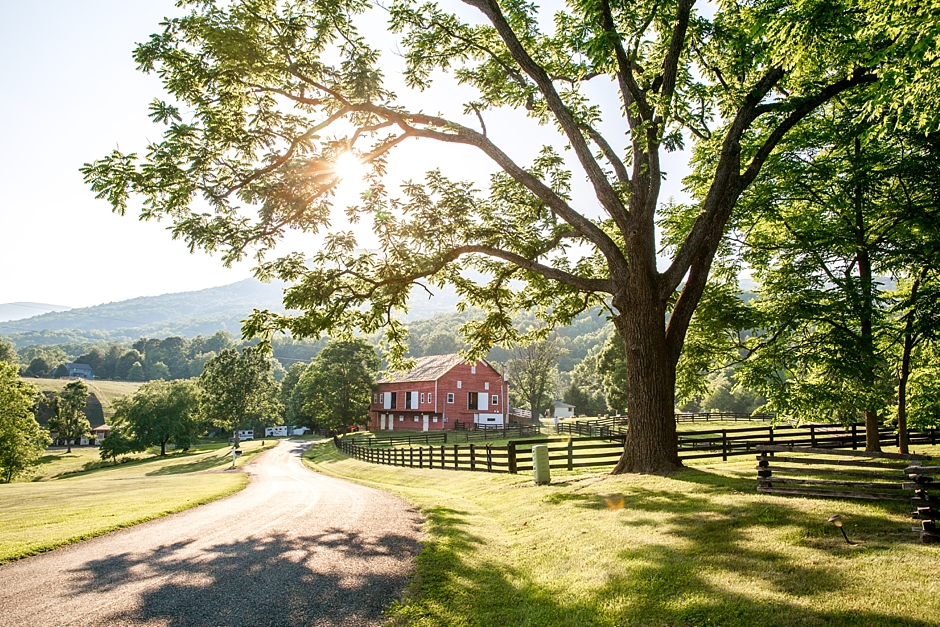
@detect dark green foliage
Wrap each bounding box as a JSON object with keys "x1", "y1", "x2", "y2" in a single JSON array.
[
  {"x1": 292, "y1": 339, "x2": 379, "y2": 432},
  {"x1": 0, "y1": 363, "x2": 50, "y2": 482},
  {"x1": 112, "y1": 379, "x2": 203, "y2": 455},
  {"x1": 48, "y1": 380, "x2": 91, "y2": 453},
  {"x1": 98, "y1": 426, "x2": 141, "y2": 465},
  {"x1": 126, "y1": 362, "x2": 146, "y2": 382},
  {"x1": 199, "y1": 347, "x2": 282, "y2": 441},
  {"x1": 0, "y1": 341, "x2": 17, "y2": 366},
  {"x1": 24, "y1": 357, "x2": 52, "y2": 378}
]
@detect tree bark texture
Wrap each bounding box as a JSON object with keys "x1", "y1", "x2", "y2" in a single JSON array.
[{"x1": 611, "y1": 306, "x2": 681, "y2": 474}]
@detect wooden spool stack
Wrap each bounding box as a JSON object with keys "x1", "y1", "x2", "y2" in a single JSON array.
[{"x1": 906, "y1": 462, "x2": 940, "y2": 544}]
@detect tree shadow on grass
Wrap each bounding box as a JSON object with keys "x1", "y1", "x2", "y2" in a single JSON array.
[
  {"x1": 389, "y1": 489, "x2": 933, "y2": 627},
  {"x1": 65, "y1": 526, "x2": 421, "y2": 627}
]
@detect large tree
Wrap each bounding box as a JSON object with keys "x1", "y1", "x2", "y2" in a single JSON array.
[
  {"x1": 48, "y1": 380, "x2": 91, "y2": 453},
  {"x1": 293, "y1": 339, "x2": 379, "y2": 432},
  {"x1": 0, "y1": 363, "x2": 50, "y2": 482},
  {"x1": 199, "y1": 347, "x2": 281, "y2": 446},
  {"x1": 83, "y1": 0, "x2": 939, "y2": 471},
  {"x1": 112, "y1": 379, "x2": 204, "y2": 455}
]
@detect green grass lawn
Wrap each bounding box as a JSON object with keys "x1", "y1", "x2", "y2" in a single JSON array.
[
  {"x1": 0, "y1": 440, "x2": 274, "y2": 563},
  {"x1": 305, "y1": 440, "x2": 940, "y2": 627}
]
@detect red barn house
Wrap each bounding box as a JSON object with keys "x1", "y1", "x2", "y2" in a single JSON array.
[{"x1": 369, "y1": 354, "x2": 508, "y2": 431}]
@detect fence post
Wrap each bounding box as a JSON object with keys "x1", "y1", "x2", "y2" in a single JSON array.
[
  {"x1": 722, "y1": 430, "x2": 728, "y2": 461},
  {"x1": 508, "y1": 441, "x2": 517, "y2": 474},
  {"x1": 454, "y1": 444, "x2": 459, "y2": 470},
  {"x1": 486, "y1": 443, "x2": 492, "y2": 472},
  {"x1": 810, "y1": 425, "x2": 816, "y2": 447},
  {"x1": 852, "y1": 424, "x2": 858, "y2": 450},
  {"x1": 568, "y1": 438, "x2": 574, "y2": 471},
  {"x1": 470, "y1": 443, "x2": 476, "y2": 471}
]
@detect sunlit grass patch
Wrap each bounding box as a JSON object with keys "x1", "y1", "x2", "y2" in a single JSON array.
[
  {"x1": 306, "y1": 440, "x2": 940, "y2": 627},
  {"x1": 0, "y1": 440, "x2": 275, "y2": 563}
]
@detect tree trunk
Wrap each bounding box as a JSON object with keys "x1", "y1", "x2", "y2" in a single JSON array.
[
  {"x1": 896, "y1": 271, "x2": 923, "y2": 455},
  {"x1": 611, "y1": 305, "x2": 681, "y2": 474},
  {"x1": 897, "y1": 335, "x2": 912, "y2": 455},
  {"x1": 854, "y1": 136, "x2": 881, "y2": 452},
  {"x1": 161, "y1": 439, "x2": 167, "y2": 456}
]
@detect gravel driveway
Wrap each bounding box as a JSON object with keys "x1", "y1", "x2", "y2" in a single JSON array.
[{"x1": 0, "y1": 440, "x2": 423, "y2": 627}]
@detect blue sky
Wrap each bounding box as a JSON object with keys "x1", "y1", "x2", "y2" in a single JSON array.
[{"x1": 0, "y1": 1, "x2": 692, "y2": 310}]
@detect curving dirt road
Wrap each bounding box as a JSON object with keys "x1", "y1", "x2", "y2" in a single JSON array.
[{"x1": 0, "y1": 440, "x2": 423, "y2": 627}]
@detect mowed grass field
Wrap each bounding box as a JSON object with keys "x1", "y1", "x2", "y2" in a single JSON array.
[
  {"x1": 305, "y1": 440, "x2": 940, "y2": 627},
  {"x1": 23, "y1": 377, "x2": 143, "y2": 403},
  {"x1": 0, "y1": 440, "x2": 273, "y2": 564}
]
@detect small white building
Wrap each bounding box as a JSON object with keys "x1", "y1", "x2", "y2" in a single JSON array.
[
  {"x1": 553, "y1": 400, "x2": 576, "y2": 419},
  {"x1": 265, "y1": 426, "x2": 288, "y2": 437},
  {"x1": 238, "y1": 429, "x2": 254, "y2": 441}
]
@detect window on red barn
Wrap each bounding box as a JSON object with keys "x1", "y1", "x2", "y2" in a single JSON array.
[
  {"x1": 492, "y1": 394, "x2": 498, "y2": 405},
  {"x1": 447, "y1": 393, "x2": 454, "y2": 403}
]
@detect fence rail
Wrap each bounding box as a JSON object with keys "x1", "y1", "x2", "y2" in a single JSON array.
[
  {"x1": 678, "y1": 424, "x2": 939, "y2": 461},
  {"x1": 346, "y1": 425, "x2": 540, "y2": 448},
  {"x1": 334, "y1": 434, "x2": 624, "y2": 474},
  {"x1": 756, "y1": 445, "x2": 930, "y2": 501},
  {"x1": 335, "y1": 423, "x2": 939, "y2": 474}
]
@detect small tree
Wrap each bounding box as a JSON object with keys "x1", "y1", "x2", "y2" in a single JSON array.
[
  {"x1": 113, "y1": 379, "x2": 203, "y2": 455},
  {"x1": 48, "y1": 380, "x2": 91, "y2": 453},
  {"x1": 506, "y1": 336, "x2": 566, "y2": 422},
  {"x1": 24, "y1": 357, "x2": 52, "y2": 378},
  {"x1": 200, "y1": 347, "x2": 281, "y2": 447},
  {"x1": 98, "y1": 426, "x2": 141, "y2": 465},
  {"x1": 294, "y1": 339, "x2": 379, "y2": 432},
  {"x1": 0, "y1": 363, "x2": 50, "y2": 482}
]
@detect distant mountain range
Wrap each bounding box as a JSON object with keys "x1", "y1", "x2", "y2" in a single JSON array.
[
  {"x1": 0, "y1": 279, "x2": 463, "y2": 347},
  {"x1": 0, "y1": 302, "x2": 72, "y2": 322}
]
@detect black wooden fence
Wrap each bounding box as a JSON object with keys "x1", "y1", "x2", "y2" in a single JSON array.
[
  {"x1": 335, "y1": 424, "x2": 939, "y2": 474},
  {"x1": 679, "y1": 424, "x2": 939, "y2": 461},
  {"x1": 345, "y1": 425, "x2": 540, "y2": 448},
  {"x1": 334, "y1": 434, "x2": 624, "y2": 474}
]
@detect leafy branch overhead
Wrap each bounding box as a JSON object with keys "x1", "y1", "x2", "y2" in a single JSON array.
[{"x1": 82, "y1": 0, "x2": 940, "y2": 472}]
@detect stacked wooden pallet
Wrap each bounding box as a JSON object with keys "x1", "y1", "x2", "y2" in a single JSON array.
[{"x1": 905, "y1": 462, "x2": 940, "y2": 544}]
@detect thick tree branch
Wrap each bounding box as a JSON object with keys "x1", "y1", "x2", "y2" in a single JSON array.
[
  {"x1": 460, "y1": 0, "x2": 629, "y2": 225},
  {"x1": 353, "y1": 102, "x2": 630, "y2": 277},
  {"x1": 663, "y1": 68, "x2": 877, "y2": 363}
]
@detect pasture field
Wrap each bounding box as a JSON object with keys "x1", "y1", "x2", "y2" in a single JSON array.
[
  {"x1": 22, "y1": 377, "x2": 143, "y2": 403},
  {"x1": 306, "y1": 440, "x2": 940, "y2": 627},
  {"x1": 0, "y1": 440, "x2": 273, "y2": 563}
]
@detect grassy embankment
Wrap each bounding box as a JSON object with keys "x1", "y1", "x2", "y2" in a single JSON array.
[
  {"x1": 305, "y1": 438, "x2": 940, "y2": 627},
  {"x1": 0, "y1": 439, "x2": 274, "y2": 564}
]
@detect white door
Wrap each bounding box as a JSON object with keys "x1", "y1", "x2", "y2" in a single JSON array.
[
  {"x1": 389, "y1": 415, "x2": 394, "y2": 431},
  {"x1": 383, "y1": 392, "x2": 392, "y2": 409},
  {"x1": 422, "y1": 415, "x2": 429, "y2": 432},
  {"x1": 380, "y1": 414, "x2": 386, "y2": 430},
  {"x1": 480, "y1": 393, "x2": 488, "y2": 410}
]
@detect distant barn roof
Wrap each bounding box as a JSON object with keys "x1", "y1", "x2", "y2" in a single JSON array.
[{"x1": 378, "y1": 354, "x2": 466, "y2": 383}]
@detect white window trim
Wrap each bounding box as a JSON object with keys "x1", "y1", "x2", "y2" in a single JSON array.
[
  {"x1": 447, "y1": 392, "x2": 454, "y2": 403},
  {"x1": 492, "y1": 394, "x2": 499, "y2": 405}
]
